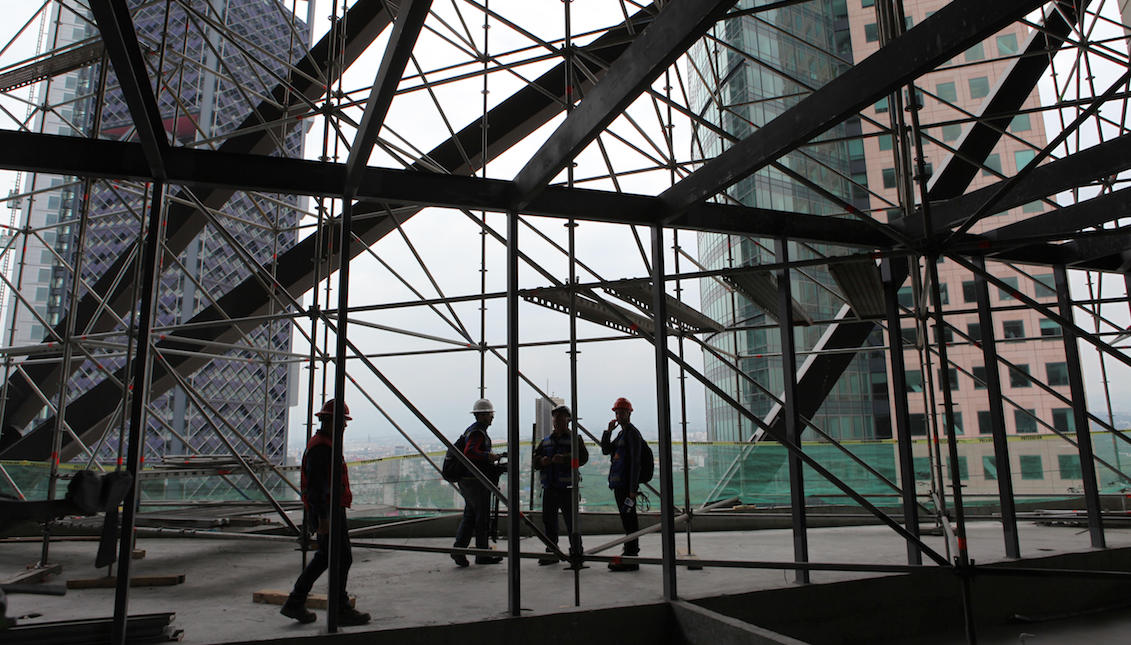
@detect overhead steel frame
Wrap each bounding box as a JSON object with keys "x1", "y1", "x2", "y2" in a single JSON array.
[{"x1": 1, "y1": 0, "x2": 1131, "y2": 640}]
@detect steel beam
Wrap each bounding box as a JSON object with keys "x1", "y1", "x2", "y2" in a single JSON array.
[
  {"x1": 986, "y1": 188, "x2": 1131, "y2": 243},
  {"x1": 89, "y1": 0, "x2": 169, "y2": 178},
  {"x1": 343, "y1": 0, "x2": 433, "y2": 197},
  {"x1": 659, "y1": 0, "x2": 1045, "y2": 213},
  {"x1": 512, "y1": 0, "x2": 735, "y2": 207},
  {"x1": 927, "y1": 1, "x2": 1085, "y2": 200},
  {"x1": 651, "y1": 225, "x2": 678, "y2": 600}
]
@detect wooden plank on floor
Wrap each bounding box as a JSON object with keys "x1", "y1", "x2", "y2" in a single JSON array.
[
  {"x1": 66, "y1": 574, "x2": 185, "y2": 589},
  {"x1": 3, "y1": 563, "x2": 62, "y2": 584},
  {"x1": 252, "y1": 589, "x2": 355, "y2": 609}
]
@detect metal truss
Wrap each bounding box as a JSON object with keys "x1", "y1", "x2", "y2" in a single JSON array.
[{"x1": 1, "y1": 0, "x2": 1131, "y2": 640}]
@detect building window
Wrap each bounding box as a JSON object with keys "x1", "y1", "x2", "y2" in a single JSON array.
[
  {"x1": 942, "y1": 124, "x2": 962, "y2": 141},
  {"x1": 1034, "y1": 274, "x2": 1056, "y2": 298},
  {"x1": 938, "y1": 367, "x2": 959, "y2": 390},
  {"x1": 1019, "y1": 454, "x2": 1044, "y2": 479},
  {"x1": 998, "y1": 276, "x2": 1020, "y2": 300},
  {"x1": 982, "y1": 153, "x2": 1002, "y2": 176},
  {"x1": 1022, "y1": 200, "x2": 1044, "y2": 213},
  {"x1": 863, "y1": 0, "x2": 875, "y2": 7},
  {"x1": 882, "y1": 167, "x2": 897, "y2": 188},
  {"x1": 1039, "y1": 319, "x2": 1061, "y2": 337},
  {"x1": 948, "y1": 455, "x2": 969, "y2": 480},
  {"x1": 1058, "y1": 454, "x2": 1081, "y2": 479},
  {"x1": 996, "y1": 33, "x2": 1019, "y2": 56},
  {"x1": 983, "y1": 456, "x2": 997, "y2": 480},
  {"x1": 897, "y1": 286, "x2": 913, "y2": 308},
  {"x1": 909, "y1": 413, "x2": 927, "y2": 436},
  {"x1": 1014, "y1": 409, "x2": 1038, "y2": 433},
  {"x1": 1002, "y1": 320, "x2": 1025, "y2": 341},
  {"x1": 965, "y1": 42, "x2": 986, "y2": 61},
  {"x1": 1011, "y1": 114, "x2": 1031, "y2": 131},
  {"x1": 906, "y1": 370, "x2": 924, "y2": 392},
  {"x1": 977, "y1": 410, "x2": 993, "y2": 435},
  {"x1": 962, "y1": 280, "x2": 977, "y2": 303},
  {"x1": 972, "y1": 365, "x2": 987, "y2": 390},
  {"x1": 969, "y1": 76, "x2": 990, "y2": 99},
  {"x1": 875, "y1": 97, "x2": 889, "y2": 113},
  {"x1": 900, "y1": 326, "x2": 917, "y2": 344},
  {"x1": 1009, "y1": 364, "x2": 1031, "y2": 388},
  {"x1": 967, "y1": 322, "x2": 982, "y2": 343},
  {"x1": 936, "y1": 81, "x2": 957, "y2": 103},
  {"x1": 1014, "y1": 149, "x2": 1037, "y2": 169},
  {"x1": 1052, "y1": 408, "x2": 1075, "y2": 433},
  {"x1": 865, "y1": 22, "x2": 879, "y2": 42},
  {"x1": 933, "y1": 325, "x2": 954, "y2": 344},
  {"x1": 1046, "y1": 362, "x2": 1069, "y2": 386},
  {"x1": 878, "y1": 134, "x2": 892, "y2": 151}
]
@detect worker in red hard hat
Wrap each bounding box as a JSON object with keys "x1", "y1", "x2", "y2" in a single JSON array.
[
  {"x1": 601, "y1": 397, "x2": 644, "y2": 571},
  {"x1": 282, "y1": 399, "x2": 370, "y2": 626}
]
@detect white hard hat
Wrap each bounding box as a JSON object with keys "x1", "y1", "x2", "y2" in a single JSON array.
[{"x1": 470, "y1": 398, "x2": 494, "y2": 414}]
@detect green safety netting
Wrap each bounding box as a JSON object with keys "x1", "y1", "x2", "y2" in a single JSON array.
[{"x1": 4, "y1": 433, "x2": 1131, "y2": 516}]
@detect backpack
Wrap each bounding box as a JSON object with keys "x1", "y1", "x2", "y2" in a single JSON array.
[
  {"x1": 638, "y1": 438, "x2": 654, "y2": 484},
  {"x1": 441, "y1": 433, "x2": 469, "y2": 482}
]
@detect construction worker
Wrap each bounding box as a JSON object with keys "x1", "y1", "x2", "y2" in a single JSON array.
[
  {"x1": 601, "y1": 397, "x2": 644, "y2": 572},
  {"x1": 533, "y1": 404, "x2": 588, "y2": 565},
  {"x1": 451, "y1": 398, "x2": 504, "y2": 567},
  {"x1": 281, "y1": 399, "x2": 370, "y2": 626}
]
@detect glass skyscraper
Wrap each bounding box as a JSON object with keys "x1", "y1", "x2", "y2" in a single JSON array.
[{"x1": 690, "y1": 0, "x2": 887, "y2": 445}]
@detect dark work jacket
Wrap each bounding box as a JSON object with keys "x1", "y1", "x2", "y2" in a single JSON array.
[
  {"x1": 460, "y1": 422, "x2": 495, "y2": 481},
  {"x1": 300, "y1": 432, "x2": 353, "y2": 521},
  {"x1": 601, "y1": 422, "x2": 642, "y2": 491},
  {"x1": 533, "y1": 432, "x2": 589, "y2": 489}
]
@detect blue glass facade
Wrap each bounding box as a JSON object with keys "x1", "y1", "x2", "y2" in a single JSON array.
[{"x1": 690, "y1": 0, "x2": 887, "y2": 444}]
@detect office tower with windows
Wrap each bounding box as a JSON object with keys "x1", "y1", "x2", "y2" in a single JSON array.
[{"x1": 2, "y1": 1, "x2": 309, "y2": 465}]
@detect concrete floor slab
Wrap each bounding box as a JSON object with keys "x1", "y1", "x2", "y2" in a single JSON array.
[{"x1": 3, "y1": 520, "x2": 1131, "y2": 643}]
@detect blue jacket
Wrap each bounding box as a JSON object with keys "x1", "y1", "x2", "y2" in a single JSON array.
[{"x1": 533, "y1": 432, "x2": 589, "y2": 489}]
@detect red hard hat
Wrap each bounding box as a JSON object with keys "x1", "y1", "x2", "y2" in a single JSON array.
[
  {"x1": 612, "y1": 397, "x2": 633, "y2": 412},
  {"x1": 316, "y1": 399, "x2": 351, "y2": 420}
]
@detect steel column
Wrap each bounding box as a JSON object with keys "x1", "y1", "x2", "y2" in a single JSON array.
[
  {"x1": 111, "y1": 181, "x2": 165, "y2": 645},
  {"x1": 1054, "y1": 264, "x2": 1105, "y2": 548},
  {"x1": 775, "y1": 238, "x2": 809, "y2": 583},
  {"x1": 651, "y1": 225, "x2": 678, "y2": 599},
  {"x1": 881, "y1": 257, "x2": 921, "y2": 565},
  {"x1": 972, "y1": 256, "x2": 1020, "y2": 559}
]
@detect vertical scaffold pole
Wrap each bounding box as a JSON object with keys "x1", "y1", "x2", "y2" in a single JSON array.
[
  {"x1": 327, "y1": 194, "x2": 353, "y2": 633},
  {"x1": 506, "y1": 209, "x2": 521, "y2": 616}
]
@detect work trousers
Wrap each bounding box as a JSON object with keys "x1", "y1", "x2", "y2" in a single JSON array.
[
  {"x1": 454, "y1": 478, "x2": 491, "y2": 550},
  {"x1": 612, "y1": 487, "x2": 639, "y2": 556},
  {"x1": 542, "y1": 487, "x2": 582, "y2": 555},
  {"x1": 290, "y1": 509, "x2": 352, "y2": 603}
]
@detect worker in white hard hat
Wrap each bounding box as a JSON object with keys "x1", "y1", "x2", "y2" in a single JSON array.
[
  {"x1": 451, "y1": 398, "x2": 504, "y2": 567},
  {"x1": 533, "y1": 403, "x2": 588, "y2": 566}
]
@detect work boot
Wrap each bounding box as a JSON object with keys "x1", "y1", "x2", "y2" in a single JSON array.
[
  {"x1": 280, "y1": 597, "x2": 316, "y2": 624},
  {"x1": 608, "y1": 562, "x2": 639, "y2": 572},
  {"x1": 337, "y1": 604, "x2": 370, "y2": 626},
  {"x1": 451, "y1": 552, "x2": 469, "y2": 567},
  {"x1": 537, "y1": 549, "x2": 557, "y2": 566},
  {"x1": 475, "y1": 555, "x2": 503, "y2": 565}
]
